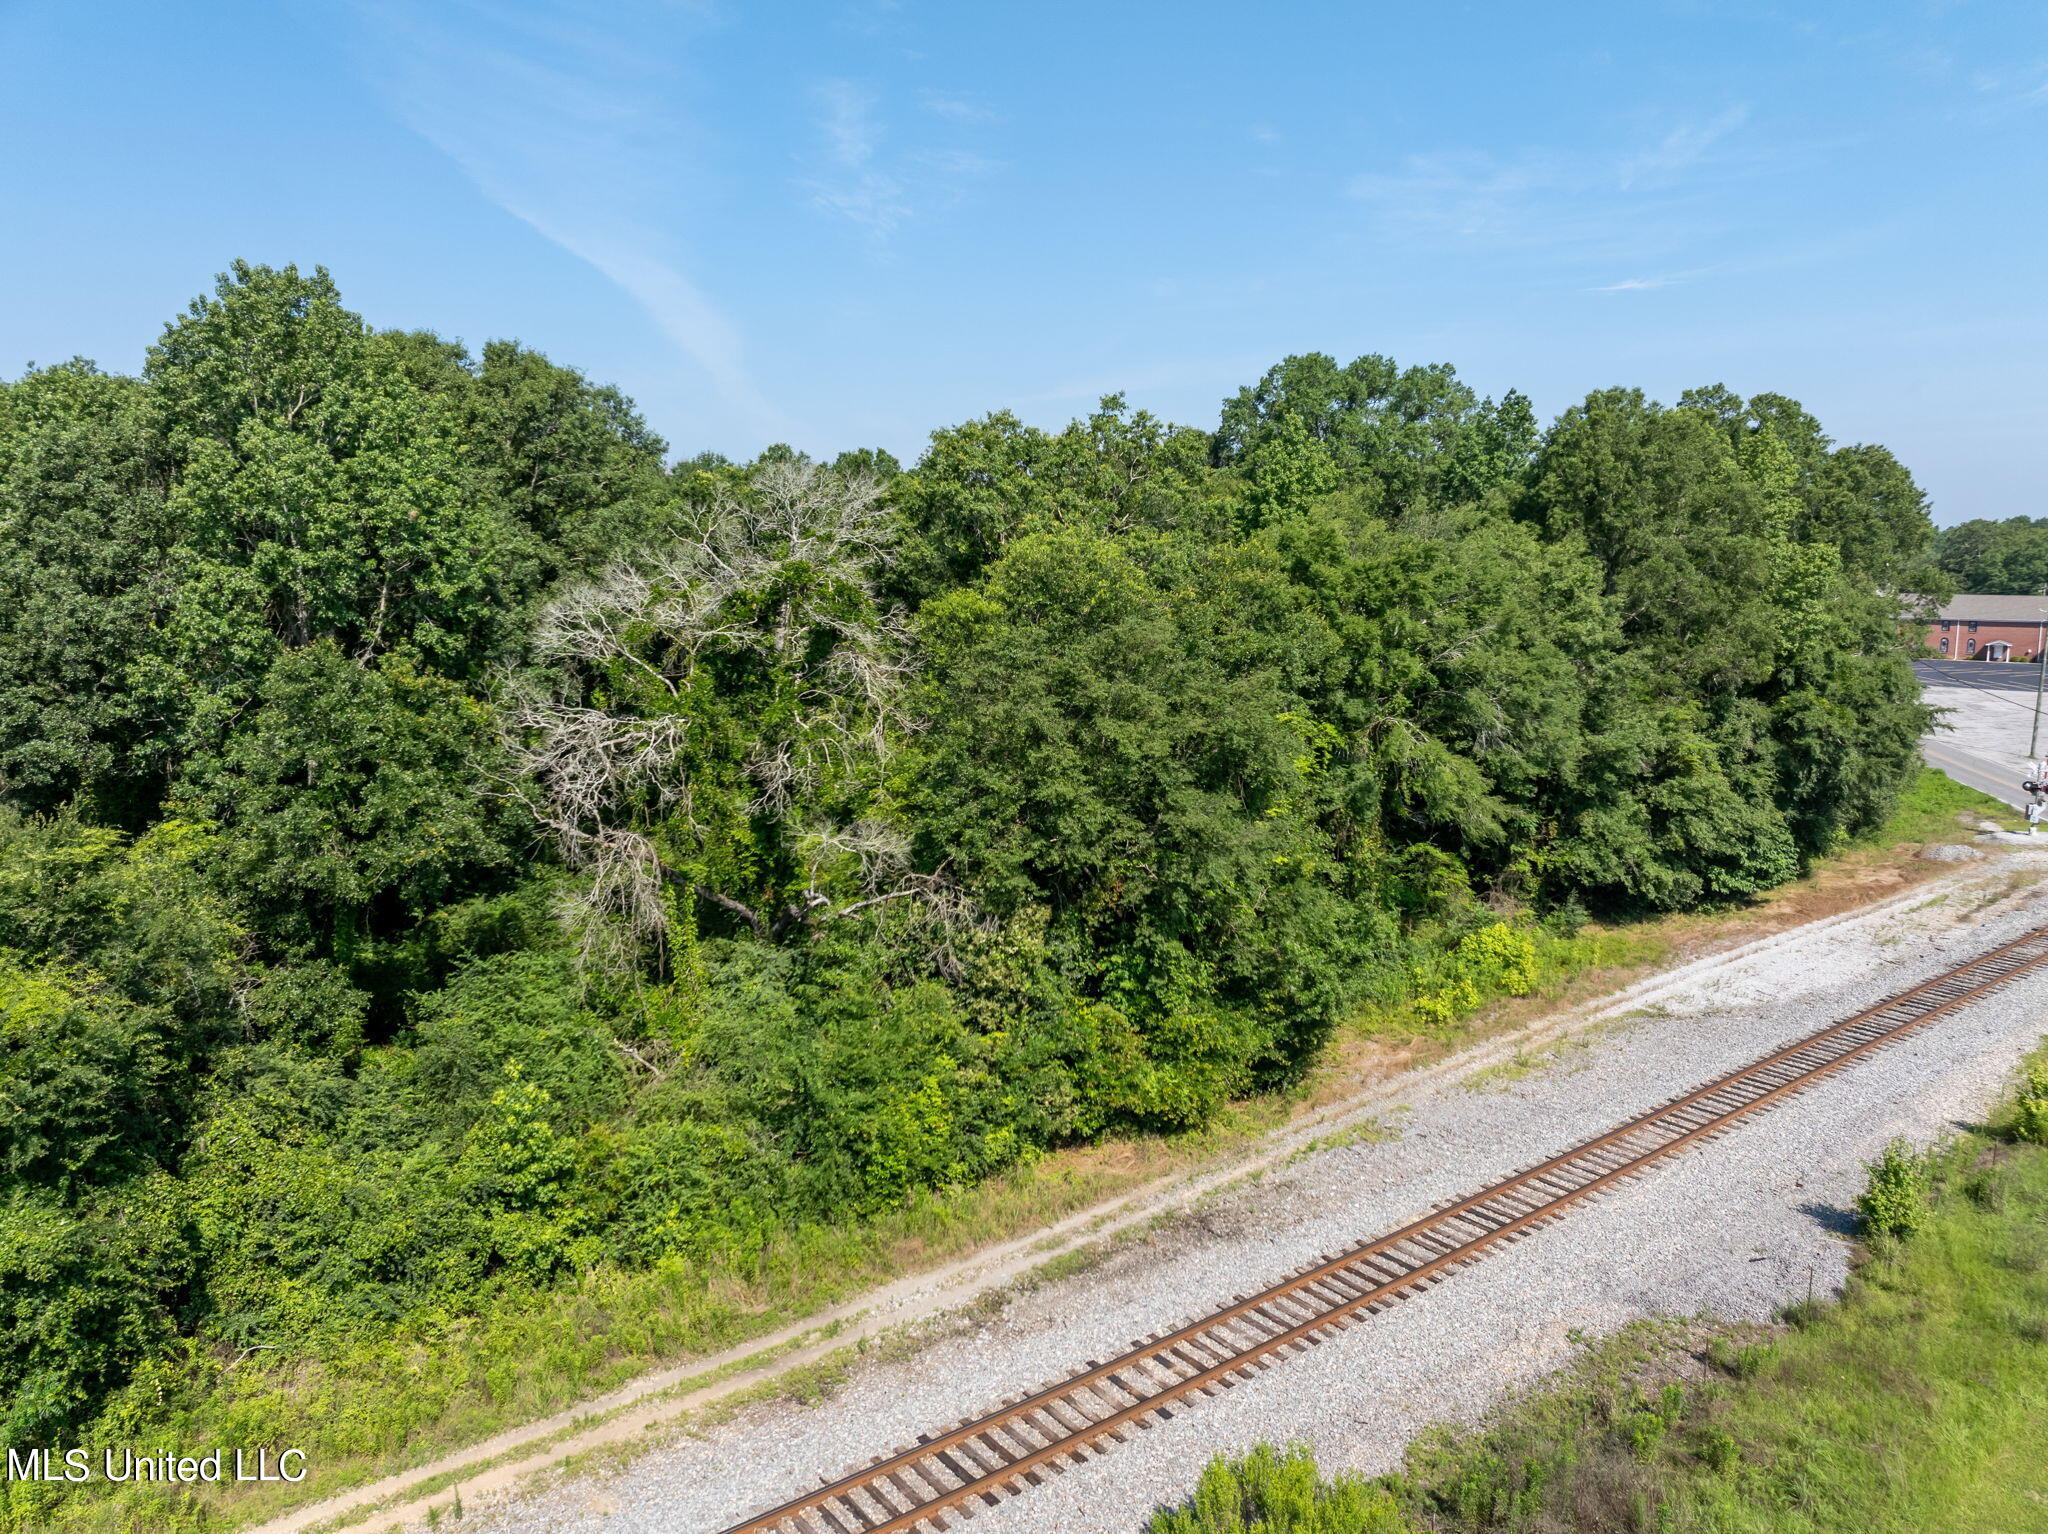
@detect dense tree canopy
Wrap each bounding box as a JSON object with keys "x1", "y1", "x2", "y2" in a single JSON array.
[
  {"x1": 0, "y1": 272, "x2": 1937, "y2": 1475},
  {"x1": 0, "y1": 361, "x2": 173, "y2": 824},
  {"x1": 1935, "y1": 516, "x2": 2048, "y2": 595}
]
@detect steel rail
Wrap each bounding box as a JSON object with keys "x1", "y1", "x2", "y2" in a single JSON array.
[{"x1": 719, "y1": 922, "x2": 2048, "y2": 1534}]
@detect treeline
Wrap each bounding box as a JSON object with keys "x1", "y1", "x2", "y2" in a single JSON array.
[
  {"x1": 1934, "y1": 516, "x2": 2048, "y2": 594},
  {"x1": 0, "y1": 265, "x2": 1935, "y2": 1459}
]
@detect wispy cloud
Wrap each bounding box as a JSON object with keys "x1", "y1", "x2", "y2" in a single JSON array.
[
  {"x1": 919, "y1": 90, "x2": 997, "y2": 124},
  {"x1": 349, "y1": 0, "x2": 780, "y2": 434},
  {"x1": 1618, "y1": 104, "x2": 1749, "y2": 189},
  {"x1": 1587, "y1": 272, "x2": 1694, "y2": 293},
  {"x1": 1347, "y1": 149, "x2": 1595, "y2": 248},
  {"x1": 806, "y1": 80, "x2": 910, "y2": 235},
  {"x1": 1962, "y1": 57, "x2": 2048, "y2": 117},
  {"x1": 804, "y1": 79, "x2": 994, "y2": 240},
  {"x1": 1346, "y1": 107, "x2": 1755, "y2": 262},
  {"x1": 820, "y1": 79, "x2": 882, "y2": 167}
]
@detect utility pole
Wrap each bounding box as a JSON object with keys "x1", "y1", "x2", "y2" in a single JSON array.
[{"x1": 2032, "y1": 585, "x2": 2048, "y2": 770}]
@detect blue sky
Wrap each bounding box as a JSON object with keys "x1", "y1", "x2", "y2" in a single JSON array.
[{"x1": 2, "y1": 0, "x2": 2042, "y2": 521}]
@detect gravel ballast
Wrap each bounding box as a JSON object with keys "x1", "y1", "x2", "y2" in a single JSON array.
[{"x1": 465, "y1": 855, "x2": 2048, "y2": 1534}]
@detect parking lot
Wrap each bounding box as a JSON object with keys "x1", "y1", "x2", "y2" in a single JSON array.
[{"x1": 1915, "y1": 658, "x2": 2044, "y2": 807}]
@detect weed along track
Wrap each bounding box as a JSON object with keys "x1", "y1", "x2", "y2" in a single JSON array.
[{"x1": 716, "y1": 922, "x2": 2048, "y2": 1534}]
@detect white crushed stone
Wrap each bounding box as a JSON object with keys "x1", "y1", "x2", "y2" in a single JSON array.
[{"x1": 463, "y1": 856, "x2": 2048, "y2": 1534}]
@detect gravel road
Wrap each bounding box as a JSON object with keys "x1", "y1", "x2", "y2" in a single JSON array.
[{"x1": 464, "y1": 853, "x2": 2048, "y2": 1534}]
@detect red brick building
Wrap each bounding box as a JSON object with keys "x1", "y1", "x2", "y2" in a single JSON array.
[{"x1": 1923, "y1": 593, "x2": 2048, "y2": 661}]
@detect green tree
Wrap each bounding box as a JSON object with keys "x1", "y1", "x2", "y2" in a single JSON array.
[
  {"x1": 1521, "y1": 387, "x2": 1777, "y2": 690},
  {"x1": 1215, "y1": 352, "x2": 1530, "y2": 513},
  {"x1": 906, "y1": 524, "x2": 1364, "y2": 1105},
  {"x1": 1519, "y1": 386, "x2": 1925, "y2": 903},
  {"x1": 187, "y1": 642, "x2": 515, "y2": 955},
  {"x1": 467, "y1": 338, "x2": 673, "y2": 576},
  {"x1": 1241, "y1": 413, "x2": 1340, "y2": 526},
  {"x1": 141, "y1": 263, "x2": 539, "y2": 784},
  {"x1": 1682, "y1": 383, "x2": 1942, "y2": 591},
  {"x1": 1936, "y1": 516, "x2": 2048, "y2": 595},
  {"x1": 888, "y1": 394, "x2": 1222, "y2": 604},
  {"x1": 0, "y1": 361, "x2": 175, "y2": 825}
]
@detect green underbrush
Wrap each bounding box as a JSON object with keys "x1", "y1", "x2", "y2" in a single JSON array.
[
  {"x1": 1352, "y1": 921, "x2": 1665, "y2": 1039},
  {"x1": 1352, "y1": 765, "x2": 2013, "y2": 1046}
]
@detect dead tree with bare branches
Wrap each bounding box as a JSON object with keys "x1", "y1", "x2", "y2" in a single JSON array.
[{"x1": 506, "y1": 459, "x2": 959, "y2": 971}]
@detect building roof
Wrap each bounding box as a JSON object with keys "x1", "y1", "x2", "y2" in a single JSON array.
[{"x1": 1934, "y1": 593, "x2": 2048, "y2": 623}]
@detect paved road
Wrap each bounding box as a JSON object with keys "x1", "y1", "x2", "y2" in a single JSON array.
[
  {"x1": 1915, "y1": 658, "x2": 2043, "y2": 810},
  {"x1": 1914, "y1": 657, "x2": 2048, "y2": 696},
  {"x1": 1921, "y1": 737, "x2": 2029, "y2": 810}
]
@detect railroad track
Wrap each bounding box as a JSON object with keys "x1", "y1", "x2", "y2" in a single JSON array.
[{"x1": 720, "y1": 923, "x2": 2048, "y2": 1534}]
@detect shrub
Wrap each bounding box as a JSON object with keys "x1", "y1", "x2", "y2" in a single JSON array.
[
  {"x1": 0, "y1": 1179, "x2": 193, "y2": 1442},
  {"x1": 1696, "y1": 1424, "x2": 1740, "y2": 1472},
  {"x1": 1411, "y1": 974, "x2": 1482, "y2": 1028},
  {"x1": 2010, "y1": 1060, "x2": 2048, "y2": 1148},
  {"x1": 1455, "y1": 923, "x2": 1540, "y2": 996},
  {"x1": 0, "y1": 957, "x2": 178, "y2": 1190},
  {"x1": 1856, "y1": 1137, "x2": 1933, "y2": 1242},
  {"x1": 1406, "y1": 924, "x2": 1543, "y2": 1028},
  {"x1": 1623, "y1": 1408, "x2": 1667, "y2": 1460},
  {"x1": 1149, "y1": 1443, "x2": 1418, "y2": 1533}
]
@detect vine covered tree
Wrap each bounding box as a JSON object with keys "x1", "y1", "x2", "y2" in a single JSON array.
[{"x1": 510, "y1": 459, "x2": 950, "y2": 970}]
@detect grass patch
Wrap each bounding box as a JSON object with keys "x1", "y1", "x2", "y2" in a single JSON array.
[
  {"x1": 1149, "y1": 1038, "x2": 2048, "y2": 1534},
  {"x1": 1456, "y1": 1025, "x2": 1625, "y2": 1094},
  {"x1": 1460, "y1": 1046, "x2": 1553, "y2": 1094},
  {"x1": 1861, "y1": 765, "x2": 2022, "y2": 844},
  {"x1": 1350, "y1": 923, "x2": 1672, "y2": 1044},
  {"x1": 1290, "y1": 1114, "x2": 1406, "y2": 1163}
]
